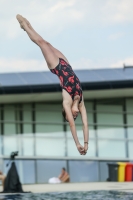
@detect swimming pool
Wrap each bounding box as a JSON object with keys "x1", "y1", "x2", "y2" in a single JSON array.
[{"x1": 0, "y1": 191, "x2": 133, "y2": 200}]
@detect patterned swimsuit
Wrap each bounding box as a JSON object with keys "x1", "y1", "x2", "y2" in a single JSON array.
[{"x1": 50, "y1": 58, "x2": 82, "y2": 103}]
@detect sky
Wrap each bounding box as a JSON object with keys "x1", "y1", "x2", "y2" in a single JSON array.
[{"x1": 1, "y1": 0, "x2": 133, "y2": 73}]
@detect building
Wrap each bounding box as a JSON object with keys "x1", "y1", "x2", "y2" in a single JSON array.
[{"x1": 0, "y1": 66, "x2": 133, "y2": 184}]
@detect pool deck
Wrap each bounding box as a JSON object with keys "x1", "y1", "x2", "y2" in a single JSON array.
[{"x1": 1, "y1": 182, "x2": 133, "y2": 194}]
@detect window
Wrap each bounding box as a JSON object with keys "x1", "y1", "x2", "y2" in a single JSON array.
[
  {"x1": 98, "y1": 140, "x2": 126, "y2": 158},
  {"x1": 35, "y1": 103, "x2": 63, "y2": 135},
  {"x1": 83, "y1": 101, "x2": 95, "y2": 139},
  {"x1": 23, "y1": 104, "x2": 33, "y2": 135},
  {"x1": 127, "y1": 128, "x2": 133, "y2": 139},
  {"x1": 22, "y1": 136, "x2": 34, "y2": 156},
  {"x1": 21, "y1": 160, "x2": 35, "y2": 184},
  {"x1": 126, "y1": 99, "x2": 133, "y2": 157},
  {"x1": 3, "y1": 136, "x2": 18, "y2": 156},
  {"x1": 126, "y1": 99, "x2": 133, "y2": 138},
  {"x1": 36, "y1": 137, "x2": 65, "y2": 156},
  {"x1": 4, "y1": 105, "x2": 16, "y2": 135},
  {"x1": 36, "y1": 160, "x2": 67, "y2": 183},
  {"x1": 128, "y1": 142, "x2": 133, "y2": 159},
  {"x1": 68, "y1": 160, "x2": 99, "y2": 182},
  {"x1": 0, "y1": 136, "x2": 2, "y2": 155},
  {"x1": 97, "y1": 103, "x2": 123, "y2": 127},
  {"x1": 0, "y1": 105, "x2": 1, "y2": 135},
  {"x1": 35, "y1": 103, "x2": 65, "y2": 156},
  {"x1": 97, "y1": 127, "x2": 125, "y2": 139},
  {"x1": 96, "y1": 100, "x2": 126, "y2": 158}
]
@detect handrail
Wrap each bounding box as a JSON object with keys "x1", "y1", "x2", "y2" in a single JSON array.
[
  {"x1": 1, "y1": 108, "x2": 133, "y2": 114},
  {"x1": 0, "y1": 120, "x2": 133, "y2": 127},
  {"x1": 0, "y1": 156, "x2": 132, "y2": 161},
  {"x1": 0, "y1": 135, "x2": 133, "y2": 141}
]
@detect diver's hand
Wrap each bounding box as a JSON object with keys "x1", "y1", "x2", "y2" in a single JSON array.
[{"x1": 76, "y1": 143, "x2": 85, "y2": 155}]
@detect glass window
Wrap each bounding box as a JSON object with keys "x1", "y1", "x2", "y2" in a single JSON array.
[
  {"x1": 36, "y1": 124, "x2": 63, "y2": 136},
  {"x1": 36, "y1": 160, "x2": 66, "y2": 183},
  {"x1": 97, "y1": 102, "x2": 123, "y2": 126},
  {"x1": 127, "y1": 128, "x2": 133, "y2": 139},
  {"x1": 23, "y1": 104, "x2": 33, "y2": 135},
  {"x1": 15, "y1": 105, "x2": 21, "y2": 134},
  {"x1": 3, "y1": 136, "x2": 18, "y2": 156},
  {"x1": 126, "y1": 99, "x2": 133, "y2": 113},
  {"x1": 97, "y1": 127, "x2": 125, "y2": 139},
  {"x1": 4, "y1": 105, "x2": 16, "y2": 135},
  {"x1": 36, "y1": 137, "x2": 65, "y2": 156},
  {"x1": 128, "y1": 142, "x2": 133, "y2": 159},
  {"x1": 88, "y1": 113, "x2": 93, "y2": 125},
  {"x1": 126, "y1": 99, "x2": 133, "y2": 138},
  {"x1": 85, "y1": 102, "x2": 93, "y2": 112},
  {"x1": 127, "y1": 115, "x2": 133, "y2": 126},
  {"x1": 0, "y1": 106, "x2": 1, "y2": 135},
  {"x1": 35, "y1": 103, "x2": 63, "y2": 135},
  {"x1": 85, "y1": 102, "x2": 94, "y2": 125},
  {"x1": 97, "y1": 113, "x2": 123, "y2": 126},
  {"x1": 0, "y1": 106, "x2": 2, "y2": 154},
  {"x1": 22, "y1": 137, "x2": 34, "y2": 156},
  {"x1": 97, "y1": 100, "x2": 124, "y2": 141},
  {"x1": 21, "y1": 160, "x2": 35, "y2": 184},
  {"x1": 0, "y1": 136, "x2": 2, "y2": 155},
  {"x1": 97, "y1": 102, "x2": 123, "y2": 112},
  {"x1": 98, "y1": 140, "x2": 126, "y2": 158},
  {"x1": 68, "y1": 160, "x2": 99, "y2": 182},
  {"x1": 126, "y1": 99, "x2": 133, "y2": 126},
  {"x1": 89, "y1": 127, "x2": 95, "y2": 138},
  {"x1": 17, "y1": 135, "x2": 22, "y2": 156}
]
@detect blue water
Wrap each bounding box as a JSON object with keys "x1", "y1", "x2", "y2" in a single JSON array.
[{"x1": 0, "y1": 191, "x2": 133, "y2": 200}]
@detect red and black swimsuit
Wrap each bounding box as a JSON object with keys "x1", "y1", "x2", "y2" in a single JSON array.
[{"x1": 50, "y1": 58, "x2": 82, "y2": 103}]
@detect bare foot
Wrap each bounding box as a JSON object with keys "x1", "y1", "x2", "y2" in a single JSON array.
[{"x1": 16, "y1": 14, "x2": 31, "y2": 31}]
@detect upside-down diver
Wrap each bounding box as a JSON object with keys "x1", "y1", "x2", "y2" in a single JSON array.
[{"x1": 16, "y1": 14, "x2": 89, "y2": 155}]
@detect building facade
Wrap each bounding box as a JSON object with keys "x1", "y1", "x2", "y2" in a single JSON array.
[{"x1": 0, "y1": 67, "x2": 133, "y2": 184}]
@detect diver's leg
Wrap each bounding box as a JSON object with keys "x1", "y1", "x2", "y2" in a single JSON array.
[
  {"x1": 47, "y1": 43, "x2": 70, "y2": 64},
  {"x1": 16, "y1": 14, "x2": 58, "y2": 69}
]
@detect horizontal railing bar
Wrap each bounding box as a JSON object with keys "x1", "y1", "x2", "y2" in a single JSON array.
[
  {"x1": 1, "y1": 105, "x2": 133, "y2": 114},
  {"x1": 0, "y1": 120, "x2": 133, "y2": 127},
  {"x1": 1, "y1": 107, "x2": 133, "y2": 115},
  {"x1": 1, "y1": 156, "x2": 133, "y2": 161},
  {"x1": 1, "y1": 135, "x2": 133, "y2": 141}
]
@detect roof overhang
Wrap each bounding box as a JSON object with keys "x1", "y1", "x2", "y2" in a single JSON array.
[
  {"x1": 0, "y1": 79, "x2": 133, "y2": 93},
  {"x1": 0, "y1": 68, "x2": 133, "y2": 103},
  {"x1": 0, "y1": 87, "x2": 133, "y2": 104}
]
